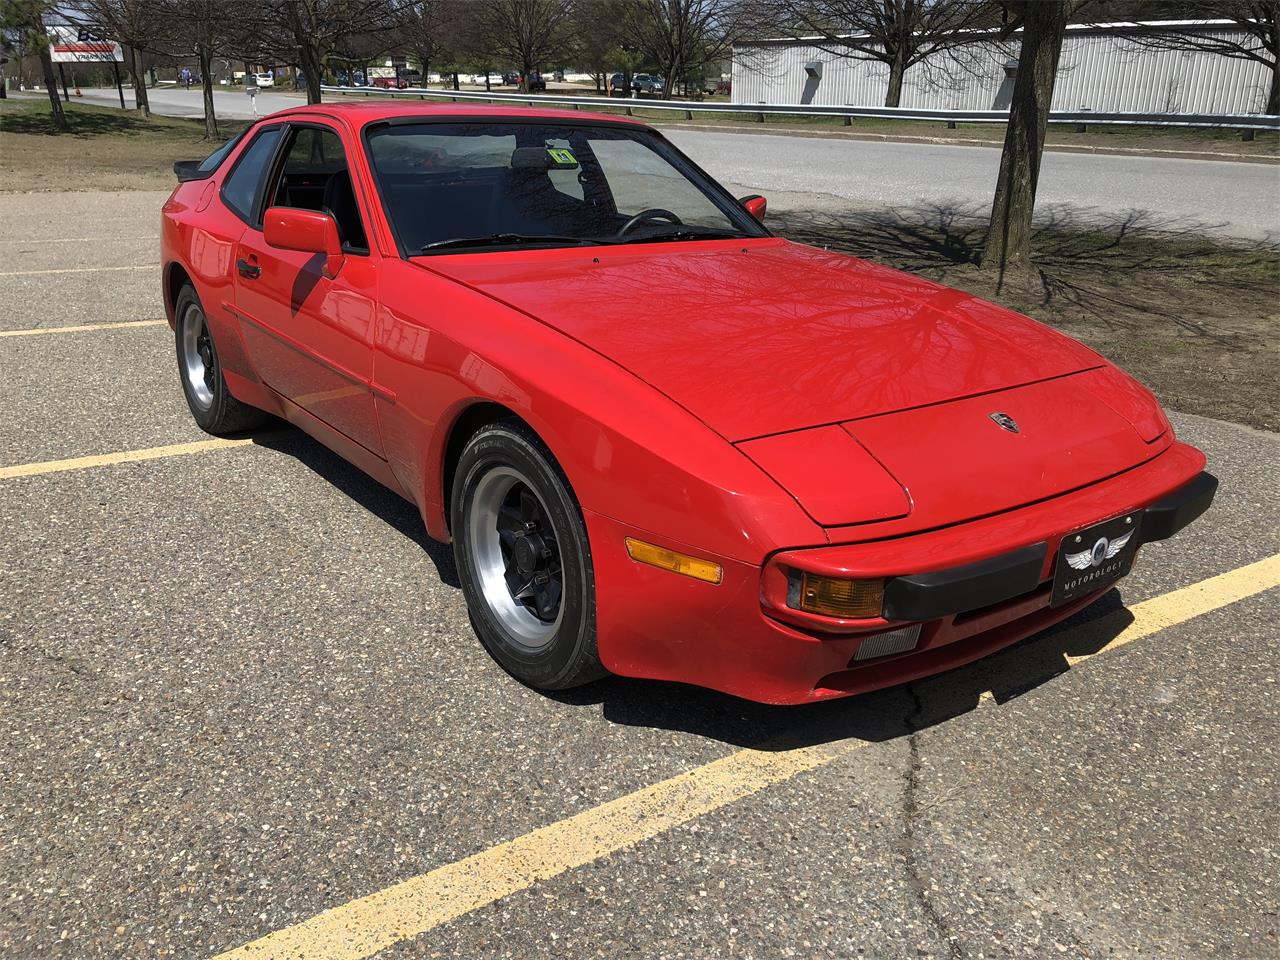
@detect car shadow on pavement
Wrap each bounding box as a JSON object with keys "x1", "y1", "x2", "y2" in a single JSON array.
[
  {"x1": 241, "y1": 425, "x2": 1140, "y2": 750},
  {"x1": 249, "y1": 426, "x2": 460, "y2": 588},
  {"x1": 549, "y1": 589, "x2": 1135, "y2": 751}
]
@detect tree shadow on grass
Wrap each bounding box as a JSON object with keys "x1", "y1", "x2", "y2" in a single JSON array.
[
  {"x1": 2, "y1": 104, "x2": 153, "y2": 138},
  {"x1": 773, "y1": 200, "x2": 1277, "y2": 323}
]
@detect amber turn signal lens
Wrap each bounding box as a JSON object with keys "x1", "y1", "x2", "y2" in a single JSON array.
[
  {"x1": 625, "y1": 538, "x2": 723, "y2": 584},
  {"x1": 790, "y1": 571, "x2": 884, "y2": 619}
]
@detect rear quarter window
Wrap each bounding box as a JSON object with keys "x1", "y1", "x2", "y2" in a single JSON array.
[{"x1": 197, "y1": 131, "x2": 245, "y2": 174}]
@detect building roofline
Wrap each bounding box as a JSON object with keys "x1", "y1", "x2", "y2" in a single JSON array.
[{"x1": 736, "y1": 19, "x2": 1244, "y2": 47}]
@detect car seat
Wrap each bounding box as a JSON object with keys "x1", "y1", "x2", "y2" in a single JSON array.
[{"x1": 323, "y1": 170, "x2": 368, "y2": 252}]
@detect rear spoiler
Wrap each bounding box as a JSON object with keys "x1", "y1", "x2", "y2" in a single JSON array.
[{"x1": 173, "y1": 160, "x2": 211, "y2": 183}]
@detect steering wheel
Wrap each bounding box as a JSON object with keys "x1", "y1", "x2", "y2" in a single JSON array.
[{"x1": 617, "y1": 208, "x2": 683, "y2": 236}]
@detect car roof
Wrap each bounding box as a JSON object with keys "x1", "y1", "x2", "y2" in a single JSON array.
[{"x1": 265, "y1": 101, "x2": 650, "y2": 129}]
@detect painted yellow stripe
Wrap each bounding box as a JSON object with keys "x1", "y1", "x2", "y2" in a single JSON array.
[
  {"x1": 1064, "y1": 555, "x2": 1280, "y2": 662},
  {"x1": 0, "y1": 264, "x2": 153, "y2": 277},
  {"x1": 212, "y1": 554, "x2": 1280, "y2": 960},
  {"x1": 0, "y1": 438, "x2": 254, "y2": 480},
  {"x1": 0, "y1": 319, "x2": 167, "y2": 338}
]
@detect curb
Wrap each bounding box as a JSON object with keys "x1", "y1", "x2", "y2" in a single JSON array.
[{"x1": 652, "y1": 121, "x2": 1280, "y2": 165}]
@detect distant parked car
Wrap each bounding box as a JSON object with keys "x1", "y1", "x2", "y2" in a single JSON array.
[
  {"x1": 702, "y1": 78, "x2": 731, "y2": 96},
  {"x1": 553, "y1": 69, "x2": 565, "y2": 82},
  {"x1": 631, "y1": 74, "x2": 664, "y2": 95},
  {"x1": 609, "y1": 73, "x2": 629, "y2": 97},
  {"x1": 253, "y1": 73, "x2": 274, "y2": 88},
  {"x1": 399, "y1": 70, "x2": 421, "y2": 85},
  {"x1": 526, "y1": 71, "x2": 546, "y2": 92},
  {"x1": 373, "y1": 76, "x2": 408, "y2": 89},
  {"x1": 502, "y1": 71, "x2": 519, "y2": 86}
]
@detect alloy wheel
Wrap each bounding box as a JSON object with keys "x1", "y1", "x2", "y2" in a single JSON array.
[{"x1": 467, "y1": 465, "x2": 565, "y2": 649}]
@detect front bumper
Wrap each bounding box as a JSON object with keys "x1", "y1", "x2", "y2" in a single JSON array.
[
  {"x1": 880, "y1": 470, "x2": 1217, "y2": 623},
  {"x1": 586, "y1": 441, "x2": 1212, "y2": 705}
]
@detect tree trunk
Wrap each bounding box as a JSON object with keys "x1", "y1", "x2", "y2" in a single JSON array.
[
  {"x1": 1267, "y1": 59, "x2": 1278, "y2": 115},
  {"x1": 36, "y1": 25, "x2": 68, "y2": 131},
  {"x1": 127, "y1": 47, "x2": 150, "y2": 116},
  {"x1": 198, "y1": 44, "x2": 218, "y2": 138},
  {"x1": 301, "y1": 43, "x2": 323, "y2": 104},
  {"x1": 884, "y1": 44, "x2": 906, "y2": 108},
  {"x1": 980, "y1": 2, "x2": 1069, "y2": 276}
]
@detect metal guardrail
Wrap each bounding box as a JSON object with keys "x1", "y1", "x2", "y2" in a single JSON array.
[{"x1": 320, "y1": 84, "x2": 1280, "y2": 130}]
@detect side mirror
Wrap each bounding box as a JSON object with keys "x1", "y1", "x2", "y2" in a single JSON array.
[
  {"x1": 740, "y1": 194, "x2": 767, "y2": 222},
  {"x1": 263, "y1": 206, "x2": 344, "y2": 278}
]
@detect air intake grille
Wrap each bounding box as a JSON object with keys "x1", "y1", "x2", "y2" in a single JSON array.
[{"x1": 853, "y1": 623, "x2": 922, "y2": 662}]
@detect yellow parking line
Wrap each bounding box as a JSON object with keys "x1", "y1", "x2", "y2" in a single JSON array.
[
  {"x1": 0, "y1": 265, "x2": 153, "y2": 277},
  {"x1": 0, "y1": 319, "x2": 167, "y2": 338},
  {"x1": 211, "y1": 553, "x2": 1280, "y2": 960},
  {"x1": 0, "y1": 438, "x2": 254, "y2": 480}
]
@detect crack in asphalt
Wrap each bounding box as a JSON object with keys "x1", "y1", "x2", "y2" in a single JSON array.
[{"x1": 900, "y1": 684, "x2": 965, "y2": 960}]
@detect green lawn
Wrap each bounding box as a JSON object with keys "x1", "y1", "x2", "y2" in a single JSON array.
[{"x1": 1, "y1": 97, "x2": 247, "y2": 192}]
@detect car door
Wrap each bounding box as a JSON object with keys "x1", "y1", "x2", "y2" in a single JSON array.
[{"x1": 230, "y1": 120, "x2": 383, "y2": 456}]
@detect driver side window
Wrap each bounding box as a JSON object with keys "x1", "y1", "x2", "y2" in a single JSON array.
[{"x1": 267, "y1": 125, "x2": 369, "y2": 254}]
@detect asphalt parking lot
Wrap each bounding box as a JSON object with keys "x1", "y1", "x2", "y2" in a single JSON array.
[{"x1": 1, "y1": 189, "x2": 1278, "y2": 960}]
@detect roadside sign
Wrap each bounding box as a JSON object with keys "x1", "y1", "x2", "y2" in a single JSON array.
[{"x1": 49, "y1": 26, "x2": 124, "y2": 63}]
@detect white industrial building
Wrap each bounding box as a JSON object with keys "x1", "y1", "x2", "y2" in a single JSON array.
[{"x1": 731, "y1": 21, "x2": 1273, "y2": 115}]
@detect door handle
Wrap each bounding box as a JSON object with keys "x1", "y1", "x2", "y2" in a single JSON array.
[{"x1": 236, "y1": 258, "x2": 261, "y2": 279}]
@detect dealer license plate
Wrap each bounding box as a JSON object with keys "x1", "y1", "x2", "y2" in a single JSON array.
[{"x1": 1050, "y1": 512, "x2": 1142, "y2": 607}]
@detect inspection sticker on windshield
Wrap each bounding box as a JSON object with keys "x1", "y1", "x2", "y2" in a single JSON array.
[{"x1": 546, "y1": 147, "x2": 578, "y2": 167}]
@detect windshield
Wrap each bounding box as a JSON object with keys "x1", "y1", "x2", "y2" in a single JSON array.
[{"x1": 365, "y1": 121, "x2": 766, "y2": 254}]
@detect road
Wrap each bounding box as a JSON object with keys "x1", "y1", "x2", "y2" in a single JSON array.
[
  {"x1": 74, "y1": 86, "x2": 1280, "y2": 240},
  {"x1": 1, "y1": 188, "x2": 1278, "y2": 959},
  {"x1": 673, "y1": 129, "x2": 1280, "y2": 241}
]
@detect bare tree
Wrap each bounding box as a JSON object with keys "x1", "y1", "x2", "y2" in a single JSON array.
[
  {"x1": 471, "y1": 0, "x2": 574, "y2": 92},
  {"x1": 0, "y1": 0, "x2": 67, "y2": 127},
  {"x1": 981, "y1": 0, "x2": 1086, "y2": 275},
  {"x1": 1115, "y1": 1, "x2": 1278, "y2": 115},
  {"x1": 398, "y1": 0, "x2": 452, "y2": 80},
  {"x1": 70, "y1": 0, "x2": 161, "y2": 114},
  {"x1": 154, "y1": 0, "x2": 254, "y2": 137},
  {"x1": 746, "y1": 0, "x2": 994, "y2": 107},
  {"x1": 568, "y1": 0, "x2": 631, "y2": 91},
  {"x1": 255, "y1": 0, "x2": 403, "y2": 103},
  {"x1": 628, "y1": 0, "x2": 743, "y2": 97}
]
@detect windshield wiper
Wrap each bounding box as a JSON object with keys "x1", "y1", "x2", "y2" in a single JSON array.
[
  {"x1": 619, "y1": 229, "x2": 747, "y2": 245},
  {"x1": 420, "y1": 233, "x2": 606, "y2": 253}
]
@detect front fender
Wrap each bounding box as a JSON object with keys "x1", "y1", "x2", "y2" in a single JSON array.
[{"x1": 373, "y1": 259, "x2": 822, "y2": 565}]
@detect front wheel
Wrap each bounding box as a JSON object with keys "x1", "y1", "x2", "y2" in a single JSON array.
[
  {"x1": 451, "y1": 421, "x2": 604, "y2": 690},
  {"x1": 174, "y1": 284, "x2": 265, "y2": 435}
]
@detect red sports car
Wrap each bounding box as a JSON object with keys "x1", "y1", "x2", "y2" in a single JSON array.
[{"x1": 161, "y1": 103, "x2": 1215, "y2": 704}]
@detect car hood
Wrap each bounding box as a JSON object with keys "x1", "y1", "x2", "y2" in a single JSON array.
[{"x1": 418, "y1": 238, "x2": 1105, "y2": 442}]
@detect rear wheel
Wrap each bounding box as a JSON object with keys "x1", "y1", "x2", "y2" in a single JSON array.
[
  {"x1": 451, "y1": 421, "x2": 604, "y2": 690},
  {"x1": 174, "y1": 284, "x2": 264, "y2": 435}
]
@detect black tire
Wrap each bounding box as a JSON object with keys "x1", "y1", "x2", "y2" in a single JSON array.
[
  {"x1": 451, "y1": 420, "x2": 605, "y2": 690},
  {"x1": 174, "y1": 284, "x2": 265, "y2": 435}
]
